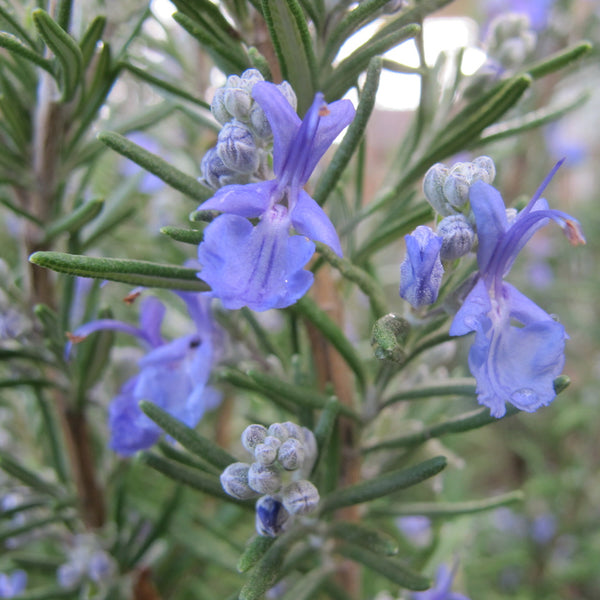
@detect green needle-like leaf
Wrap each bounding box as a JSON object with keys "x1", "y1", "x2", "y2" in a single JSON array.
[
  {"x1": 160, "y1": 226, "x2": 205, "y2": 245},
  {"x1": 29, "y1": 252, "x2": 210, "y2": 292},
  {"x1": 382, "y1": 378, "x2": 477, "y2": 407},
  {"x1": 315, "y1": 57, "x2": 382, "y2": 207},
  {"x1": 139, "y1": 401, "x2": 237, "y2": 470},
  {"x1": 328, "y1": 522, "x2": 399, "y2": 555},
  {"x1": 33, "y1": 9, "x2": 83, "y2": 101},
  {"x1": 237, "y1": 536, "x2": 275, "y2": 573},
  {"x1": 98, "y1": 131, "x2": 212, "y2": 201},
  {"x1": 337, "y1": 544, "x2": 430, "y2": 590},
  {"x1": 43, "y1": 198, "x2": 104, "y2": 242},
  {"x1": 320, "y1": 456, "x2": 447, "y2": 513},
  {"x1": 0, "y1": 32, "x2": 53, "y2": 73},
  {"x1": 261, "y1": 0, "x2": 317, "y2": 112}
]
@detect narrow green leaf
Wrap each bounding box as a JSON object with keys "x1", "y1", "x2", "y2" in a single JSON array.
[
  {"x1": 0, "y1": 452, "x2": 63, "y2": 498},
  {"x1": 0, "y1": 5, "x2": 38, "y2": 48},
  {"x1": 157, "y1": 441, "x2": 220, "y2": 475},
  {"x1": 172, "y1": 12, "x2": 248, "y2": 74},
  {"x1": 363, "y1": 406, "x2": 521, "y2": 453},
  {"x1": 139, "y1": 453, "x2": 247, "y2": 505},
  {"x1": 29, "y1": 251, "x2": 210, "y2": 292},
  {"x1": 0, "y1": 515, "x2": 69, "y2": 544},
  {"x1": 320, "y1": 456, "x2": 447, "y2": 513},
  {"x1": 34, "y1": 391, "x2": 69, "y2": 484},
  {"x1": 372, "y1": 490, "x2": 524, "y2": 518},
  {"x1": 382, "y1": 378, "x2": 477, "y2": 407},
  {"x1": 0, "y1": 32, "x2": 53, "y2": 73},
  {"x1": 160, "y1": 226, "x2": 204, "y2": 245},
  {"x1": 239, "y1": 527, "x2": 309, "y2": 600},
  {"x1": 139, "y1": 401, "x2": 237, "y2": 470},
  {"x1": 4, "y1": 589, "x2": 76, "y2": 600},
  {"x1": 0, "y1": 378, "x2": 61, "y2": 390},
  {"x1": 43, "y1": 198, "x2": 104, "y2": 242},
  {"x1": 293, "y1": 296, "x2": 367, "y2": 389},
  {"x1": 98, "y1": 131, "x2": 212, "y2": 201},
  {"x1": 246, "y1": 370, "x2": 360, "y2": 421},
  {"x1": 312, "y1": 396, "x2": 341, "y2": 474},
  {"x1": 337, "y1": 544, "x2": 430, "y2": 591},
  {"x1": 315, "y1": 57, "x2": 382, "y2": 207},
  {"x1": 32, "y1": 9, "x2": 83, "y2": 101},
  {"x1": 328, "y1": 522, "x2": 398, "y2": 555},
  {"x1": 237, "y1": 536, "x2": 275, "y2": 573},
  {"x1": 325, "y1": 25, "x2": 420, "y2": 102},
  {"x1": 314, "y1": 241, "x2": 388, "y2": 318},
  {"x1": 261, "y1": 0, "x2": 316, "y2": 112},
  {"x1": 475, "y1": 92, "x2": 590, "y2": 147},
  {"x1": 321, "y1": 0, "x2": 396, "y2": 66},
  {"x1": 172, "y1": 0, "x2": 242, "y2": 47},
  {"x1": 525, "y1": 41, "x2": 592, "y2": 80},
  {"x1": 122, "y1": 62, "x2": 210, "y2": 108},
  {"x1": 79, "y1": 15, "x2": 106, "y2": 66}
]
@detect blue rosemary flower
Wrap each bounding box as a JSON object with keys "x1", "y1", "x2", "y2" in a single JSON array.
[
  {"x1": 0, "y1": 570, "x2": 26, "y2": 598},
  {"x1": 411, "y1": 564, "x2": 470, "y2": 600},
  {"x1": 399, "y1": 225, "x2": 444, "y2": 308},
  {"x1": 69, "y1": 292, "x2": 223, "y2": 455},
  {"x1": 449, "y1": 163, "x2": 585, "y2": 417},
  {"x1": 197, "y1": 81, "x2": 355, "y2": 311}
]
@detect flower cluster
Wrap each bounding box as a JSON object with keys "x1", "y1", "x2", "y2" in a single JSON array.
[
  {"x1": 57, "y1": 534, "x2": 115, "y2": 590},
  {"x1": 220, "y1": 422, "x2": 320, "y2": 537},
  {"x1": 197, "y1": 80, "x2": 355, "y2": 311},
  {"x1": 68, "y1": 292, "x2": 223, "y2": 455},
  {"x1": 400, "y1": 158, "x2": 585, "y2": 417},
  {"x1": 201, "y1": 69, "x2": 296, "y2": 189}
]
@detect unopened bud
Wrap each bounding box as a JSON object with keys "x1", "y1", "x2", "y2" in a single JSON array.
[
  {"x1": 282, "y1": 480, "x2": 320, "y2": 516},
  {"x1": 423, "y1": 163, "x2": 452, "y2": 215},
  {"x1": 267, "y1": 423, "x2": 289, "y2": 442},
  {"x1": 241, "y1": 424, "x2": 268, "y2": 452},
  {"x1": 437, "y1": 214, "x2": 475, "y2": 260},
  {"x1": 216, "y1": 120, "x2": 259, "y2": 174},
  {"x1": 278, "y1": 438, "x2": 305, "y2": 471},
  {"x1": 254, "y1": 442, "x2": 278, "y2": 465},
  {"x1": 200, "y1": 147, "x2": 249, "y2": 190},
  {"x1": 255, "y1": 495, "x2": 289, "y2": 537},
  {"x1": 210, "y1": 87, "x2": 230, "y2": 125},
  {"x1": 371, "y1": 313, "x2": 410, "y2": 364},
  {"x1": 247, "y1": 463, "x2": 282, "y2": 495},
  {"x1": 281, "y1": 421, "x2": 303, "y2": 440},
  {"x1": 220, "y1": 462, "x2": 259, "y2": 499},
  {"x1": 443, "y1": 162, "x2": 477, "y2": 210}
]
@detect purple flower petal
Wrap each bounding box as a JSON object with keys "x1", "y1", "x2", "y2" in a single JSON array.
[{"x1": 198, "y1": 180, "x2": 273, "y2": 217}]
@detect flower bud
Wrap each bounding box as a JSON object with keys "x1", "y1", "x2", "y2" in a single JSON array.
[
  {"x1": 254, "y1": 442, "x2": 278, "y2": 465},
  {"x1": 240, "y1": 68, "x2": 265, "y2": 91},
  {"x1": 437, "y1": 214, "x2": 475, "y2": 261},
  {"x1": 223, "y1": 86, "x2": 253, "y2": 122},
  {"x1": 276, "y1": 81, "x2": 298, "y2": 112},
  {"x1": 267, "y1": 422, "x2": 289, "y2": 442},
  {"x1": 216, "y1": 120, "x2": 259, "y2": 174},
  {"x1": 399, "y1": 226, "x2": 444, "y2": 308},
  {"x1": 371, "y1": 313, "x2": 410, "y2": 364},
  {"x1": 472, "y1": 155, "x2": 496, "y2": 184},
  {"x1": 278, "y1": 437, "x2": 305, "y2": 471},
  {"x1": 443, "y1": 162, "x2": 477, "y2": 210},
  {"x1": 282, "y1": 480, "x2": 320, "y2": 516},
  {"x1": 281, "y1": 421, "x2": 303, "y2": 440},
  {"x1": 210, "y1": 87, "x2": 230, "y2": 125},
  {"x1": 200, "y1": 147, "x2": 249, "y2": 190},
  {"x1": 247, "y1": 463, "x2": 282, "y2": 495},
  {"x1": 241, "y1": 424, "x2": 268, "y2": 452},
  {"x1": 255, "y1": 495, "x2": 290, "y2": 537},
  {"x1": 220, "y1": 462, "x2": 259, "y2": 499},
  {"x1": 88, "y1": 551, "x2": 115, "y2": 583},
  {"x1": 423, "y1": 163, "x2": 452, "y2": 215},
  {"x1": 263, "y1": 435, "x2": 282, "y2": 451}
]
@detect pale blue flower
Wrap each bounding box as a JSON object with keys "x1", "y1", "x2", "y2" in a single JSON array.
[
  {"x1": 399, "y1": 225, "x2": 444, "y2": 308},
  {"x1": 449, "y1": 163, "x2": 585, "y2": 417},
  {"x1": 0, "y1": 570, "x2": 27, "y2": 598},
  {"x1": 412, "y1": 564, "x2": 470, "y2": 600},
  {"x1": 69, "y1": 292, "x2": 223, "y2": 455},
  {"x1": 197, "y1": 81, "x2": 355, "y2": 312}
]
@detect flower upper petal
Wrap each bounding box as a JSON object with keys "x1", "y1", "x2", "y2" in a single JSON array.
[
  {"x1": 197, "y1": 180, "x2": 273, "y2": 217},
  {"x1": 291, "y1": 190, "x2": 343, "y2": 256},
  {"x1": 139, "y1": 296, "x2": 166, "y2": 347},
  {"x1": 449, "y1": 277, "x2": 490, "y2": 336},
  {"x1": 469, "y1": 180, "x2": 509, "y2": 274}
]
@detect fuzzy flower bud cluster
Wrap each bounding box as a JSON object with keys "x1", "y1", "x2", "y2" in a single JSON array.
[
  {"x1": 466, "y1": 14, "x2": 536, "y2": 93},
  {"x1": 220, "y1": 421, "x2": 319, "y2": 537},
  {"x1": 201, "y1": 69, "x2": 297, "y2": 189}
]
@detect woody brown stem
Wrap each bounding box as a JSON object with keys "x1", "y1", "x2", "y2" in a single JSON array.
[{"x1": 305, "y1": 266, "x2": 362, "y2": 598}]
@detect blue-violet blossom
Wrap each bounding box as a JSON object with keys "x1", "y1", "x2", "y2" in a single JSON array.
[
  {"x1": 411, "y1": 564, "x2": 470, "y2": 600},
  {"x1": 0, "y1": 570, "x2": 27, "y2": 598},
  {"x1": 399, "y1": 225, "x2": 444, "y2": 308},
  {"x1": 69, "y1": 293, "x2": 222, "y2": 455},
  {"x1": 197, "y1": 81, "x2": 355, "y2": 311},
  {"x1": 449, "y1": 163, "x2": 585, "y2": 417}
]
